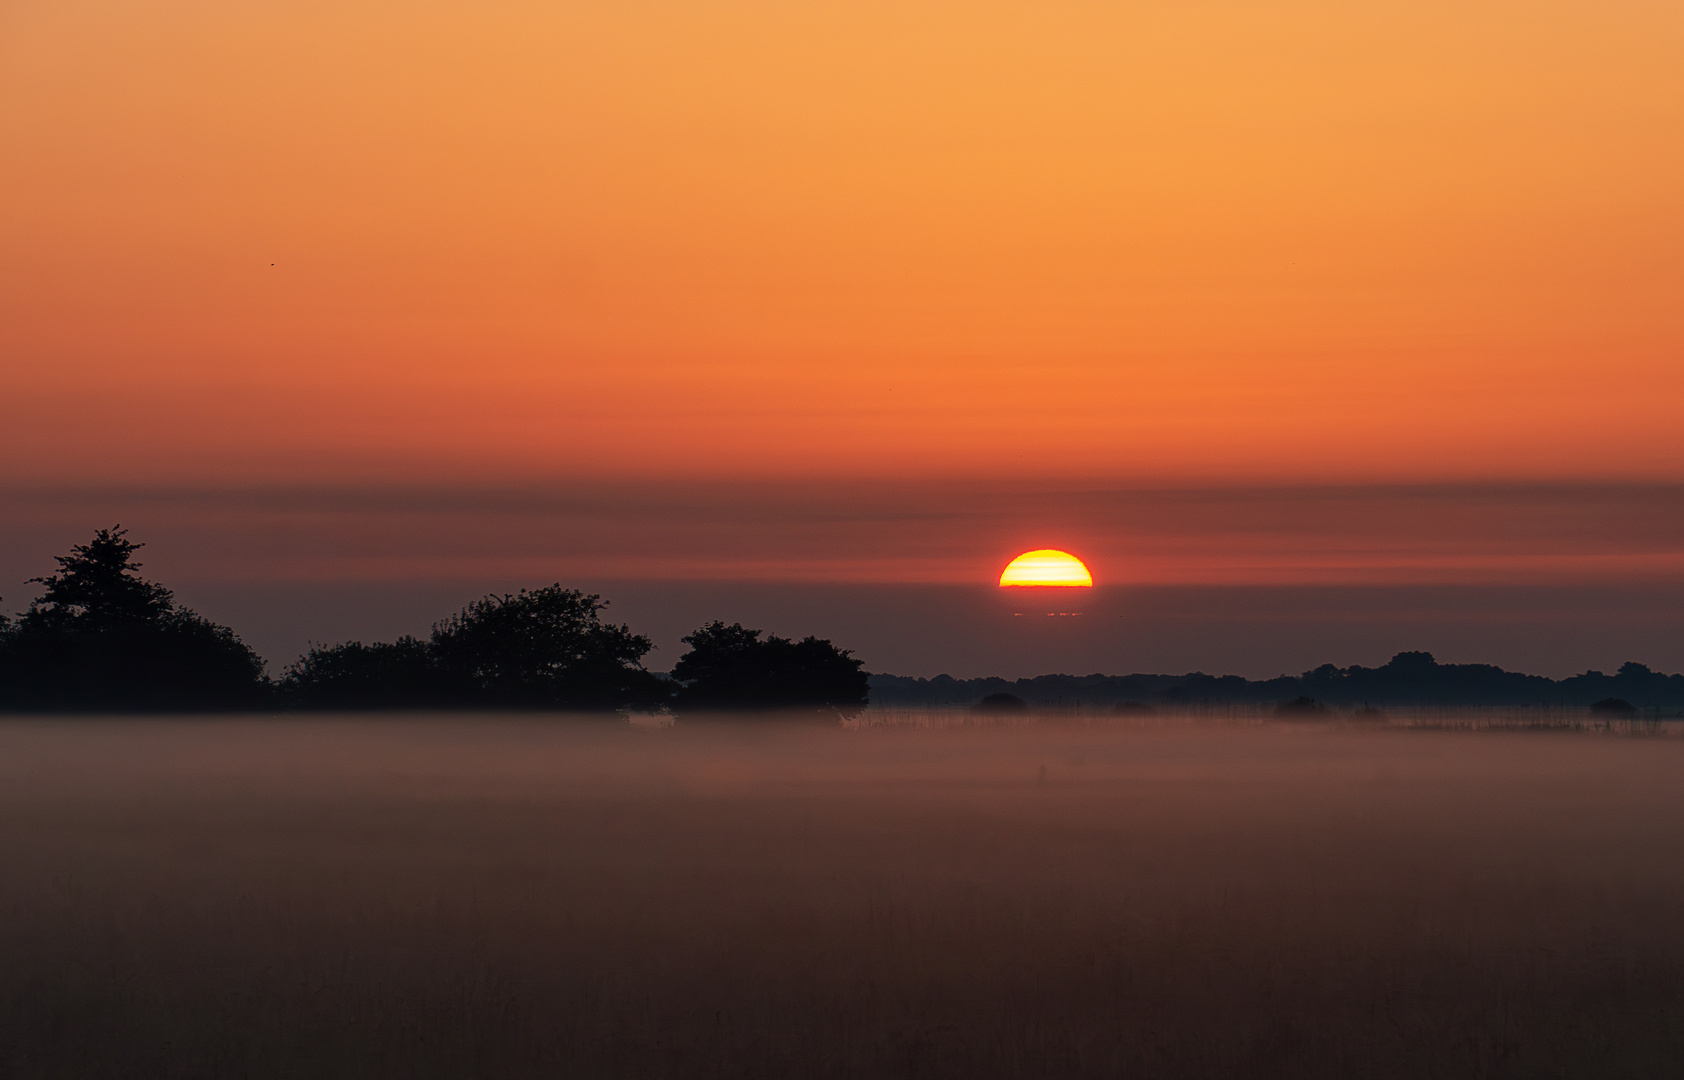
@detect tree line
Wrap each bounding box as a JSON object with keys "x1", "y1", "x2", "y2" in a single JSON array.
[
  {"x1": 871, "y1": 652, "x2": 1684, "y2": 711},
  {"x1": 9, "y1": 528, "x2": 1679, "y2": 716},
  {"x1": 0, "y1": 529, "x2": 869, "y2": 716}
]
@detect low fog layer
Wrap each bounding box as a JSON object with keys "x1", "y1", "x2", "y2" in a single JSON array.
[{"x1": 4, "y1": 718, "x2": 1684, "y2": 1077}]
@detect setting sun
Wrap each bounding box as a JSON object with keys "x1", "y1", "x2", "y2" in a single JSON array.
[{"x1": 999, "y1": 550, "x2": 1093, "y2": 588}]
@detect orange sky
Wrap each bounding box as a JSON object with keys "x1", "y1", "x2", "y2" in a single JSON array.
[{"x1": 3, "y1": 0, "x2": 1683, "y2": 484}]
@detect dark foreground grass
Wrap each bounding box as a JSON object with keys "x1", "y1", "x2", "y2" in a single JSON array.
[{"x1": 2, "y1": 717, "x2": 1683, "y2": 1078}]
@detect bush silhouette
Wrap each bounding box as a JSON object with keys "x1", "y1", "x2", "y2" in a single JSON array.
[
  {"x1": 0, "y1": 527, "x2": 267, "y2": 712},
  {"x1": 1590, "y1": 697, "x2": 1638, "y2": 718},
  {"x1": 431, "y1": 586, "x2": 666, "y2": 711},
  {"x1": 973, "y1": 692, "x2": 1030, "y2": 715},
  {"x1": 282, "y1": 586, "x2": 665, "y2": 712},
  {"x1": 670, "y1": 621, "x2": 868, "y2": 716},
  {"x1": 282, "y1": 636, "x2": 442, "y2": 709},
  {"x1": 1274, "y1": 695, "x2": 1328, "y2": 717}
]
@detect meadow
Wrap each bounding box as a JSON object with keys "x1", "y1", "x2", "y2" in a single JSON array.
[{"x1": 3, "y1": 715, "x2": 1683, "y2": 1078}]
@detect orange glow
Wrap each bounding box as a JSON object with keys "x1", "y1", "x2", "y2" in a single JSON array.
[
  {"x1": 1000, "y1": 550, "x2": 1093, "y2": 588},
  {"x1": 2, "y1": 1, "x2": 1682, "y2": 488}
]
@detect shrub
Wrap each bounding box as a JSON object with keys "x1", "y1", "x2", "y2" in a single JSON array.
[
  {"x1": 670, "y1": 622, "x2": 868, "y2": 716},
  {"x1": 973, "y1": 692, "x2": 1030, "y2": 715}
]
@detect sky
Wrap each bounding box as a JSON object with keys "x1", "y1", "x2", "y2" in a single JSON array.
[{"x1": 3, "y1": 1, "x2": 1682, "y2": 676}]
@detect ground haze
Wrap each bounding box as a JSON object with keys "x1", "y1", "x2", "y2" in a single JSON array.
[{"x1": 3, "y1": 716, "x2": 1683, "y2": 1077}]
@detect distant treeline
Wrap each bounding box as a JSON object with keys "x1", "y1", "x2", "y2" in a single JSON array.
[
  {"x1": 0, "y1": 528, "x2": 867, "y2": 715},
  {"x1": 6, "y1": 528, "x2": 1682, "y2": 715},
  {"x1": 871, "y1": 652, "x2": 1684, "y2": 711}
]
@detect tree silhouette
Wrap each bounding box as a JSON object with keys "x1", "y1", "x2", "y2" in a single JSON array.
[
  {"x1": 22, "y1": 528, "x2": 174, "y2": 630},
  {"x1": 669, "y1": 621, "x2": 868, "y2": 717},
  {"x1": 278, "y1": 586, "x2": 666, "y2": 713},
  {"x1": 281, "y1": 636, "x2": 442, "y2": 709},
  {"x1": 0, "y1": 527, "x2": 267, "y2": 712},
  {"x1": 428, "y1": 586, "x2": 664, "y2": 711}
]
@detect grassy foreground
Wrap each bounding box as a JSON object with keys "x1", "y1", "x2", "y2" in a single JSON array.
[{"x1": 2, "y1": 717, "x2": 1683, "y2": 1078}]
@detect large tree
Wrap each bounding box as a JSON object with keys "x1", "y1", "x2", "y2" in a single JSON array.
[
  {"x1": 669, "y1": 621, "x2": 869, "y2": 717},
  {"x1": 429, "y1": 586, "x2": 666, "y2": 711},
  {"x1": 0, "y1": 528, "x2": 268, "y2": 712}
]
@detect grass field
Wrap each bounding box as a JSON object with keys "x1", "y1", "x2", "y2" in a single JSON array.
[{"x1": 3, "y1": 716, "x2": 1683, "y2": 1078}]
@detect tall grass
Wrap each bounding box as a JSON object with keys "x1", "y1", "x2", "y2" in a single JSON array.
[{"x1": 2, "y1": 717, "x2": 1683, "y2": 1078}]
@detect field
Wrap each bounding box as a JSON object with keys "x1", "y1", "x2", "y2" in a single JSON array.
[{"x1": 3, "y1": 715, "x2": 1684, "y2": 1078}]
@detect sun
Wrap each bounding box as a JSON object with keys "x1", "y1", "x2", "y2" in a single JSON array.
[{"x1": 998, "y1": 549, "x2": 1093, "y2": 587}]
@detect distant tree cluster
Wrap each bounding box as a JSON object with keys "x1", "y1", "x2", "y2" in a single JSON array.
[
  {"x1": 287, "y1": 614, "x2": 866, "y2": 716},
  {"x1": 871, "y1": 651, "x2": 1684, "y2": 712},
  {"x1": 668, "y1": 621, "x2": 869, "y2": 714},
  {"x1": 283, "y1": 587, "x2": 666, "y2": 712},
  {"x1": 0, "y1": 528, "x2": 869, "y2": 717}
]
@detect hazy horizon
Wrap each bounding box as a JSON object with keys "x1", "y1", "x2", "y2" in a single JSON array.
[{"x1": 5, "y1": 481, "x2": 1681, "y2": 679}]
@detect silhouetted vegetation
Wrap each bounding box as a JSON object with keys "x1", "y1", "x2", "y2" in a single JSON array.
[
  {"x1": 288, "y1": 611, "x2": 866, "y2": 715},
  {"x1": 972, "y1": 691, "x2": 1029, "y2": 715},
  {"x1": 432, "y1": 587, "x2": 667, "y2": 711},
  {"x1": 282, "y1": 588, "x2": 667, "y2": 713},
  {"x1": 2, "y1": 532, "x2": 873, "y2": 714},
  {"x1": 8, "y1": 531, "x2": 1684, "y2": 717},
  {"x1": 872, "y1": 651, "x2": 1684, "y2": 712},
  {"x1": 1274, "y1": 695, "x2": 1328, "y2": 717},
  {"x1": 0, "y1": 528, "x2": 266, "y2": 712},
  {"x1": 282, "y1": 636, "x2": 444, "y2": 709},
  {"x1": 669, "y1": 621, "x2": 868, "y2": 717}
]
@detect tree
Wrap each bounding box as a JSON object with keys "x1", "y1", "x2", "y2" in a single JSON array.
[
  {"x1": 0, "y1": 527, "x2": 268, "y2": 712},
  {"x1": 280, "y1": 637, "x2": 441, "y2": 709},
  {"x1": 427, "y1": 585, "x2": 665, "y2": 711},
  {"x1": 669, "y1": 621, "x2": 869, "y2": 717},
  {"x1": 20, "y1": 527, "x2": 174, "y2": 631}
]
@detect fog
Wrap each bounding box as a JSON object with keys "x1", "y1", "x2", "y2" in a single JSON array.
[{"x1": 4, "y1": 716, "x2": 1684, "y2": 1077}]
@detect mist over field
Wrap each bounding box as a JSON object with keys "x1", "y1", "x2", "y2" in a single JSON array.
[{"x1": 5, "y1": 716, "x2": 1684, "y2": 1078}]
